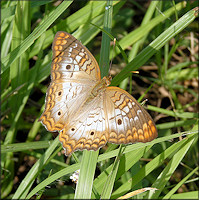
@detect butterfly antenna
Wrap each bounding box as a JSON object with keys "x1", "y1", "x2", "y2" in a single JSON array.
[
  {"x1": 108, "y1": 38, "x2": 116, "y2": 76},
  {"x1": 141, "y1": 99, "x2": 148, "y2": 106},
  {"x1": 109, "y1": 38, "x2": 140, "y2": 79},
  {"x1": 131, "y1": 70, "x2": 139, "y2": 74}
]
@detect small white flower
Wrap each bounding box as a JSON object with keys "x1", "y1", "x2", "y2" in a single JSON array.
[{"x1": 70, "y1": 169, "x2": 80, "y2": 184}]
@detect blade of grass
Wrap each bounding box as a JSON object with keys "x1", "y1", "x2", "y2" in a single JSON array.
[
  {"x1": 110, "y1": 1, "x2": 186, "y2": 60},
  {"x1": 1, "y1": 140, "x2": 54, "y2": 154},
  {"x1": 99, "y1": 1, "x2": 113, "y2": 77},
  {"x1": 167, "y1": 67, "x2": 198, "y2": 81},
  {"x1": 19, "y1": 131, "x2": 198, "y2": 198},
  {"x1": 12, "y1": 137, "x2": 60, "y2": 199},
  {"x1": 111, "y1": 7, "x2": 198, "y2": 86},
  {"x1": 74, "y1": 1, "x2": 113, "y2": 198},
  {"x1": 1, "y1": 17, "x2": 14, "y2": 58},
  {"x1": 29, "y1": 1, "x2": 122, "y2": 59},
  {"x1": 1, "y1": 2, "x2": 30, "y2": 198},
  {"x1": 74, "y1": 150, "x2": 99, "y2": 199},
  {"x1": 97, "y1": 130, "x2": 198, "y2": 162},
  {"x1": 92, "y1": 145, "x2": 153, "y2": 198},
  {"x1": 169, "y1": 191, "x2": 199, "y2": 199},
  {"x1": 1, "y1": 4, "x2": 16, "y2": 22},
  {"x1": 147, "y1": 133, "x2": 197, "y2": 198},
  {"x1": 26, "y1": 162, "x2": 80, "y2": 199},
  {"x1": 111, "y1": 132, "x2": 198, "y2": 198},
  {"x1": 121, "y1": 1, "x2": 159, "y2": 95},
  {"x1": 77, "y1": 1, "x2": 125, "y2": 46},
  {"x1": 11, "y1": 33, "x2": 51, "y2": 199},
  {"x1": 163, "y1": 167, "x2": 198, "y2": 199},
  {"x1": 128, "y1": 0, "x2": 159, "y2": 60},
  {"x1": 4, "y1": 30, "x2": 45, "y2": 148},
  {"x1": 9, "y1": 0, "x2": 30, "y2": 131},
  {"x1": 1, "y1": 0, "x2": 72, "y2": 74},
  {"x1": 100, "y1": 146, "x2": 123, "y2": 199},
  {"x1": 157, "y1": 119, "x2": 197, "y2": 129},
  {"x1": 147, "y1": 105, "x2": 198, "y2": 118},
  {"x1": 26, "y1": 107, "x2": 44, "y2": 142},
  {"x1": 90, "y1": 22, "x2": 128, "y2": 64},
  {"x1": 1, "y1": 1, "x2": 17, "y2": 35}
]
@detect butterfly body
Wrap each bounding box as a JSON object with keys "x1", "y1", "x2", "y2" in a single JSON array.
[{"x1": 39, "y1": 31, "x2": 158, "y2": 155}]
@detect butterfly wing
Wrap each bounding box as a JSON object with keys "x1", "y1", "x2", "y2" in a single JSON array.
[
  {"x1": 39, "y1": 31, "x2": 101, "y2": 132},
  {"x1": 39, "y1": 31, "x2": 157, "y2": 155},
  {"x1": 105, "y1": 87, "x2": 158, "y2": 144},
  {"x1": 59, "y1": 93, "x2": 108, "y2": 155},
  {"x1": 59, "y1": 85, "x2": 157, "y2": 155}
]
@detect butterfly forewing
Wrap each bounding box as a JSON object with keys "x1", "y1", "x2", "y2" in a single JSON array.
[
  {"x1": 52, "y1": 31, "x2": 101, "y2": 82},
  {"x1": 39, "y1": 31, "x2": 101, "y2": 132}
]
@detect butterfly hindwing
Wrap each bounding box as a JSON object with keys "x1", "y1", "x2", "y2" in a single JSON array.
[
  {"x1": 59, "y1": 94, "x2": 108, "y2": 155},
  {"x1": 58, "y1": 86, "x2": 157, "y2": 155},
  {"x1": 105, "y1": 87, "x2": 157, "y2": 144}
]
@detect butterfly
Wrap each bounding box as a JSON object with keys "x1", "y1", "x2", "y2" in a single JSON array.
[{"x1": 39, "y1": 31, "x2": 158, "y2": 155}]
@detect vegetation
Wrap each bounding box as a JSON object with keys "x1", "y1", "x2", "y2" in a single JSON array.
[{"x1": 1, "y1": 0, "x2": 198, "y2": 199}]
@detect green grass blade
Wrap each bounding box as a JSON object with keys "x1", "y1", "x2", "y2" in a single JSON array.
[
  {"x1": 1, "y1": 140, "x2": 54, "y2": 154},
  {"x1": 26, "y1": 163, "x2": 80, "y2": 199},
  {"x1": 111, "y1": 132, "x2": 197, "y2": 198},
  {"x1": 97, "y1": 130, "x2": 198, "y2": 162},
  {"x1": 100, "y1": 146, "x2": 122, "y2": 199},
  {"x1": 12, "y1": 137, "x2": 60, "y2": 199},
  {"x1": 99, "y1": 1, "x2": 113, "y2": 78},
  {"x1": 1, "y1": 2, "x2": 30, "y2": 198},
  {"x1": 148, "y1": 105, "x2": 198, "y2": 119},
  {"x1": 74, "y1": 151, "x2": 99, "y2": 199},
  {"x1": 1, "y1": 1, "x2": 72, "y2": 74},
  {"x1": 128, "y1": 0, "x2": 159, "y2": 60},
  {"x1": 28, "y1": 1, "x2": 121, "y2": 59},
  {"x1": 93, "y1": 145, "x2": 153, "y2": 198},
  {"x1": 147, "y1": 134, "x2": 197, "y2": 198},
  {"x1": 1, "y1": 4, "x2": 16, "y2": 22},
  {"x1": 169, "y1": 191, "x2": 199, "y2": 199},
  {"x1": 163, "y1": 167, "x2": 198, "y2": 199},
  {"x1": 14, "y1": 131, "x2": 197, "y2": 198},
  {"x1": 111, "y1": 7, "x2": 198, "y2": 86},
  {"x1": 110, "y1": 1, "x2": 186, "y2": 60},
  {"x1": 74, "y1": 1, "x2": 113, "y2": 198},
  {"x1": 4, "y1": 27, "x2": 45, "y2": 149}
]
